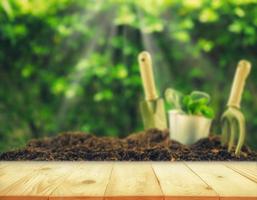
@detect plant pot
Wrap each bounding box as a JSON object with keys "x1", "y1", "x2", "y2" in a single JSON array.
[{"x1": 168, "y1": 111, "x2": 212, "y2": 145}]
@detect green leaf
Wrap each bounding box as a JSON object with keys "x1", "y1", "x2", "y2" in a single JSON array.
[
  {"x1": 1, "y1": 0, "x2": 14, "y2": 19},
  {"x1": 190, "y1": 91, "x2": 210, "y2": 104},
  {"x1": 200, "y1": 105, "x2": 215, "y2": 118},
  {"x1": 199, "y1": 8, "x2": 219, "y2": 23}
]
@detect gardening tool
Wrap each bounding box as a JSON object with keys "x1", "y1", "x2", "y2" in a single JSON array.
[
  {"x1": 138, "y1": 51, "x2": 167, "y2": 130},
  {"x1": 221, "y1": 60, "x2": 251, "y2": 156}
]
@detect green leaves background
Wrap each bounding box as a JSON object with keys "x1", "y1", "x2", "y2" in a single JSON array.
[{"x1": 0, "y1": 0, "x2": 257, "y2": 151}]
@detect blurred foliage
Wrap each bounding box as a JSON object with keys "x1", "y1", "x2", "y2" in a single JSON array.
[{"x1": 0, "y1": 0, "x2": 257, "y2": 152}]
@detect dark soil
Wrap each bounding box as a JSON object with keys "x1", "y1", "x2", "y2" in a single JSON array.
[{"x1": 1, "y1": 129, "x2": 256, "y2": 161}]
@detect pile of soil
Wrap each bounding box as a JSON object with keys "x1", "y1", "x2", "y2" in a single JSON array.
[{"x1": 1, "y1": 129, "x2": 256, "y2": 161}]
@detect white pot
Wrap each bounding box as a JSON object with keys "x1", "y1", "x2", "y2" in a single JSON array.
[{"x1": 168, "y1": 111, "x2": 212, "y2": 145}]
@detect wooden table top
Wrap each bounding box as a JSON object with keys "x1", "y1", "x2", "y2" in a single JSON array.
[{"x1": 0, "y1": 162, "x2": 256, "y2": 200}]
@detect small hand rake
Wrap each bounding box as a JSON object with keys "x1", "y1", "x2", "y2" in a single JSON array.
[{"x1": 221, "y1": 60, "x2": 251, "y2": 156}]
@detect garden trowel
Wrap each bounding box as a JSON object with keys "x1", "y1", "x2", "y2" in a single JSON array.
[
  {"x1": 221, "y1": 60, "x2": 251, "y2": 156},
  {"x1": 138, "y1": 51, "x2": 167, "y2": 130}
]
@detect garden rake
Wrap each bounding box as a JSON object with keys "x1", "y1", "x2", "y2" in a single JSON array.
[{"x1": 221, "y1": 60, "x2": 251, "y2": 156}]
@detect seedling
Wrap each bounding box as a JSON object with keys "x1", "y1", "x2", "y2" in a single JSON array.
[
  {"x1": 221, "y1": 60, "x2": 251, "y2": 156},
  {"x1": 165, "y1": 89, "x2": 214, "y2": 118}
]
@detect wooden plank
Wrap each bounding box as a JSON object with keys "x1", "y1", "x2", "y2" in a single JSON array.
[
  {"x1": 0, "y1": 162, "x2": 51, "y2": 200},
  {"x1": 49, "y1": 162, "x2": 113, "y2": 200},
  {"x1": 225, "y1": 162, "x2": 257, "y2": 184},
  {"x1": 152, "y1": 162, "x2": 218, "y2": 200},
  {"x1": 1, "y1": 162, "x2": 257, "y2": 199},
  {"x1": 0, "y1": 197, "x2": 47, "y2": 200},
  {"x1": 186, "y1": 162, "x2": 257, "y2": 200},
  {"x1": 0, "y1": 162, "x2": 40, "y2": 184},
  {"x1": 104, "y1": 162, "x2": 163, "y2": 200},
  {"x1": 0, "y1": 162, "x2": 75, "y2": 199},
  {"x1": 0, "y1": 162, "x2": 48, "y2": 193},
  {"x1": 0, "y1": 161, "x2": 11, "y2": 170}
]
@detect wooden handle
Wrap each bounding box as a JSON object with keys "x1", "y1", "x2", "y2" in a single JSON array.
[
  {"x1": 138, "y1": 51, "x2": 158, "y2": 101},
  {"x1": 227, "y1": 60, "x2": 251, "y2": 108}
]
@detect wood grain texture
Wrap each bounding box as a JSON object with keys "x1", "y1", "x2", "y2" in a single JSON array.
[
  {"x1": 0, "y1": 197, "x2": 47, "y2": 200},
  {"x1": 104, "y1": 162, "x2": 163, "y2": 200},
  {"x1": 0, "y1": 162, "x2": 50, "y2": 195},
  {"x1": 1, "y1": 162, "x2": 257, "y2": 200},
  {"x1": 186, "y1": 162, "x2": 257, "y2": 200},
  {"x1": 225, "y1": 162, "x2": 257, "y2": 184},
  {"x1": 49, "y1": 162, "x2": 113, "y2": 200},
  {"x1": 152, "y1": 162, "x2": 218, "y2": 200},
  {"x1": 0, "y1": 162, "x2": 52, "y2": 200}
]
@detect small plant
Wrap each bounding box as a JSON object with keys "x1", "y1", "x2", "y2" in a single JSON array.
[
  {"x1": 165, "y1": 88, "x2": 214, "y2": 145},
  {"x1": 165, "y1": 89, "x2": 214, "y2": 119}
]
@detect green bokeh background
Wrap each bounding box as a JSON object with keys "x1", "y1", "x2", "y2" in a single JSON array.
[{"x1": 0, "y1": 0, "x2": 257, "y2": 152}]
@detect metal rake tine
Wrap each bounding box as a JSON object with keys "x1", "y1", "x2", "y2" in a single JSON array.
[
  {"x1": 228, "y1": 118, "x2": 237, "y2": 152},
  {"x1": 234, "y1": 113, "x2": 246, "y2": 156}
]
